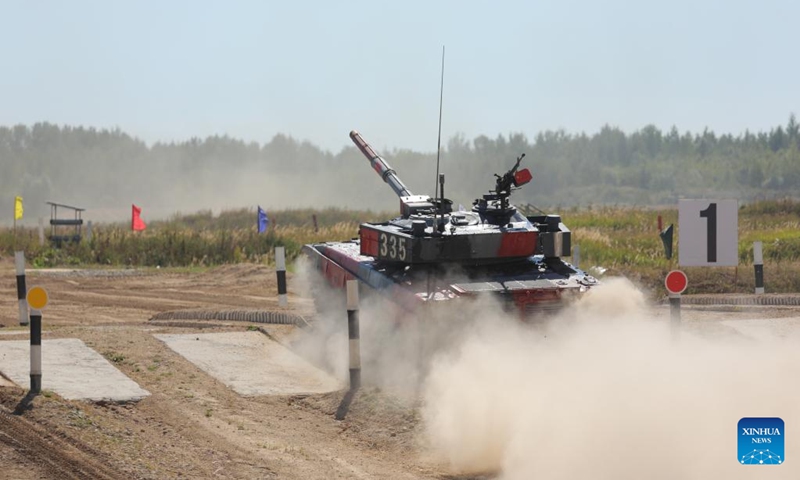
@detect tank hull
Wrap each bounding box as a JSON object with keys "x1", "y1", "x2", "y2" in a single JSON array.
[{"x1": 303, "y1": 238, "x2": 596, "y2": 318}]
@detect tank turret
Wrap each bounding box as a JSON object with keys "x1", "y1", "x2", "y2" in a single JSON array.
[
  {"x1": 302, "y1": 129, "x2": 597, "y2": 317},
  {"x1": 349, "y1": 131, "x2": 564, "y2": 264}
]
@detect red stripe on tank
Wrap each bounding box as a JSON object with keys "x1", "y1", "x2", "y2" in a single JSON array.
[
  {"x1": 498, "y1": 231, "x2": 538, "y2": 257},
  {"x1": 323, "y1": 248, "x2": 359, "y2": 286},
  {"x1": 360, "y1": 226, "x2": 379, "y2": 257},
  {"x1": 320, "y1": 255, "x2": 355, "y2": 289}
]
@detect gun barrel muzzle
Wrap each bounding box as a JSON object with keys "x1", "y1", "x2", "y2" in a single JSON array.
[{"x1": 350, "y1": 130, "x2": 379, "y2": 161}]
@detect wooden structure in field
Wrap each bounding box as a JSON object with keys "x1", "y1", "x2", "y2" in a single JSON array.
[{"x1": 47, "y1": 201, "x2": 85, "y2": 246}]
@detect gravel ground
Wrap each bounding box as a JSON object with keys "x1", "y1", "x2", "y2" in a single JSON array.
[{"x1": 1, "y1": 257, "x2": 798, "y2": 479}]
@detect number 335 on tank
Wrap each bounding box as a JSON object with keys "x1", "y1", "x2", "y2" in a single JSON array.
[
  {"x1": 378, "y1": 232, "x2": 407, "y2": 261},
  {"x1": 678, "y1": 199, "x2": 738, "y2": 267}
]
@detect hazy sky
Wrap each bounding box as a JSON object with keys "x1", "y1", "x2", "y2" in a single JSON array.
[{"x1": 2, "y1": 0, "x2": 797, "y2": 153}]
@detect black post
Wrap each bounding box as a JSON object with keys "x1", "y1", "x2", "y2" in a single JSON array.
[
  {"x1": 754, "y1": 241, "x2": 764, "y2": 294},
  {"x1": 346, "y1": 280, "x2": 361, "y2": 390},
  {"x1": 15, "y1": 251, "x2": 28, "y2": 326},
  {"x1": 30, "y1": 310, "x2": 42, "y2": 393},
  {"x1": 669, "y1": 293, "x2": 681, "y2": 340},
  {"x1": 335, "y1": 280, "x2": 362, "y2": 421},
  {"x1": 276, "y1": 246, "x2": 287, "y2": 307}
]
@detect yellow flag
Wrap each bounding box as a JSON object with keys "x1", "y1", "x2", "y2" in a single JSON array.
[{"x1": 14, "y1": 196, "x2": 23, "y2": 220}]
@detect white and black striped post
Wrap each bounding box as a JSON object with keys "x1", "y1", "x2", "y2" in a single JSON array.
[
  {"x1": 275, "y1": 246, "x2": 288, "y2": 307},
  {"x1": 754, "y1": 241, "x2": 764, "y2": 294},
  {"x1": 30, "y1": 309, "x2": 42, "y2": 393},
  {"x1": 15, "y1": 251, "x2": 28, "y2": 326},
  {"x1": 346, "y1": 280, "x2": 361, "y2": 390}
]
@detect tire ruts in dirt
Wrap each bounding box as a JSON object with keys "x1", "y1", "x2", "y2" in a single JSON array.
[
  {"x1": 15, "y1": 251, "x2": 28, "y2": 326},
  {"x1": 0, "y1": 407, "x2": 128, "y2": 480},
  {"x1": 150, "y1": 309, "x2": 307, "y2": 326}
]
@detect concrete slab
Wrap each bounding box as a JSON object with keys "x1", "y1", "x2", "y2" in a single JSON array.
[
  {"x1": 0, "y1": 338, "x2": 150, "y2": 402},
  {"x1": 156, "y1": 332, "x2": 342, "y2": 396}
]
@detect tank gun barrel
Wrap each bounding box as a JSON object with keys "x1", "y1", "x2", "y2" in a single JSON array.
[{"x1": 350, "y1": 130, "x2": 413, "y2": 198}]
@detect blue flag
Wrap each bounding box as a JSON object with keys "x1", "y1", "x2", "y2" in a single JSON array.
[{"x1": 257, "y1": 206, "x2": 269, "y2": 233}]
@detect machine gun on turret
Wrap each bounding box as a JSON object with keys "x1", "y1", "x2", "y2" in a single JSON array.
[
  {"x1": 473, "y1": 153, "x2": 532, "y2": 225},
  {"x1": 494, "y1": 153, "x2": 530, "y2": 197}
]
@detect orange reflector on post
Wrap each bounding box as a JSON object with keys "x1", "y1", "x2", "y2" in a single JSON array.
[{"x1": 27, "y1": 286, "x2": 48, "y2": 310}]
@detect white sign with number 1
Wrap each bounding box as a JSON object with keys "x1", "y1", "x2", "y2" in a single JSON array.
[{"x1": 678, "y1": 199, "x2": 738, "y2": 267}]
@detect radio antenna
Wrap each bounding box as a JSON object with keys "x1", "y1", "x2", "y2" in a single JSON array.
[
  {"x1": 428, "y1": 46, "x2": 445, "y2": 301},
  {"x1": 433, "y1": 46, "x2": 445, "y2": 222}
]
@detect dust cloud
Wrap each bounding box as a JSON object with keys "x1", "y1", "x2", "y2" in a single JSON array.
[
  {"x1": 292, "y1": 257, "x2": 485, "y2": 394},
  {"x1": 295, "y1": 264, "x2": 800, "y2": 478},
  {"x1": 421, "y1": 277, "x2": 800, "y2": 479},
  {"x1": 75, "y1": 168, "x2": 397, "y2": 224}
]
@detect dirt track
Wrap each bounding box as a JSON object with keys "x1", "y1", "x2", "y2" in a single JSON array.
[
  {"x1": 1, "y1": 258, "x2": 799, "y2": 479},
  {"x1": 0, "y1": 260, "x2": 455, "y2": 479}
]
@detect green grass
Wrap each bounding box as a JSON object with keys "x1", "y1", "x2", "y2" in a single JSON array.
[
  {"x1": 0, "y1": 207, "x2": 377, "y2": 268},
  {"x1": 103, "y1": 351, "x2": 125, "y2": 364},
  {"x1": 558, "y1": 201, "x2": 800, "y2": 295},
  {"x1": 2, "y1": 202, "x2": 800, "y2": 295}
]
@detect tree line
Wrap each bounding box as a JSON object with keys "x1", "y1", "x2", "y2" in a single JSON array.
[{"x1": 2, "y1": 116, "x2": 798, "y2": 222}]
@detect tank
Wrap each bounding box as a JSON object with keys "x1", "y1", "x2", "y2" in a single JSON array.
[{"x1": 302, "y1": 130, "x2": 598, "y2": 318}]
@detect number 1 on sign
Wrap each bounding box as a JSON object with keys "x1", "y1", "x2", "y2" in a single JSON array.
[{"x1": 699, "y1": 202, "x2": 717, "y2": 262}]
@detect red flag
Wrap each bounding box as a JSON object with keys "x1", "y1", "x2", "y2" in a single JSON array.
[{"x1": 132, "y1": 204, "x2": 146, "y2": 231}]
